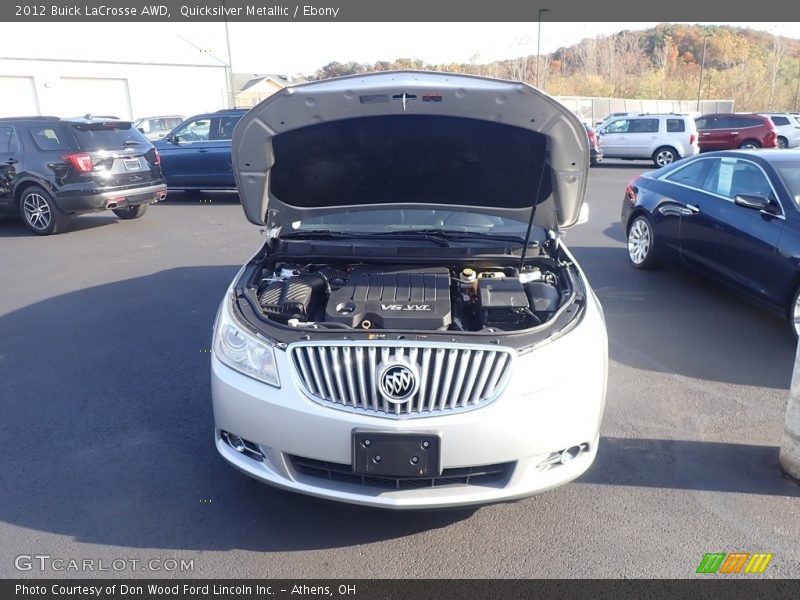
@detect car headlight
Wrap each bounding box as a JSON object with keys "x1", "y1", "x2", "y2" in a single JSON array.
[{"x1": 213, "y1": 299, "x2": 280, "y2": 387}]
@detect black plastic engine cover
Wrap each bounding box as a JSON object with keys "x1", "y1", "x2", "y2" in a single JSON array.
[
  {"x1": 258, "y1": 275, "x2": 325, "y2": 323},
  {"x1": 325, "y1": 267, "x2": 452, "y2": 329},
  {"x1": 479, "y1": 277, "x2": 538, "y2": 330}
]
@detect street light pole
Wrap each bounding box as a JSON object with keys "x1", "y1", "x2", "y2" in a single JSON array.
[
  {"x1": 794, "y1": 59, "x2": 800, "y2": 112},
  {"x1": 222, "y1": 0, "x2": 235, "y2": 108},
  {"x1": 536, "y1": 8, "x2": 550, "y2": 88},
  {"x1": 696, "y1": 33, "x2": 710, "y2": 112}
]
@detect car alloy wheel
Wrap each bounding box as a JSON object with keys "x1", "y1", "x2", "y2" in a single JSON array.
[
  {"x1": 792, "y1": 288, "x2": 800, "y2": 338},
  {"x1": 627, "y1": 216, "x2": 656, "y2": 268},
  {"x1": 778, "y1": 137, "x2": 788, "y2": 149},
  {"x1": 654, "y1": 148, "x2": 676, "y2": 167},
  {"x1": 22, "y1": 192, "x2": 52, "y2": 231}
]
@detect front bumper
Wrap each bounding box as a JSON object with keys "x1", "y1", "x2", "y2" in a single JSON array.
[
  {"x1": 55, "y1": 183, "x2": 167, "y2": 214},
  {"x1": 211, "y1": 288, "x2": 608, "y2": 509}
]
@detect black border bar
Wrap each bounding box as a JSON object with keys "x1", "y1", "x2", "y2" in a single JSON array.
[
  {"x1": 4, "y1": 579, "x2": 800, "y2": 600},
  {"x1": 3, "y1": 0, "x2": 800, "y2": 22}
]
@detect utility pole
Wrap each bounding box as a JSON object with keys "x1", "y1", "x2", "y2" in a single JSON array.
[
  {"x1": 696, "y1": 32, "x2": 711, "y2": 112},
  {"x1": 223, "y1": 0, "x2": 235, "y2": 108},
  {"x1": 794, "y1": 59, "x2": 800, "y2": 112},
  {"x1": 536, "y1": 8, "x2": 550, "y2": 88}
]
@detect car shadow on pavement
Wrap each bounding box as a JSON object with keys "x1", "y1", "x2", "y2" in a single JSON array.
[
  {"x1": 602, "y1": 222, "x2": 627, "y2": 244},
  {"x1": 0, "y1": 214, "x2": 120, "y2": 237},
  {"x1": 569, "y1": 245, "x2": 796, "y2": 389},
  {"x1": 592, "y1": 161, "x2": 654, "y2": 170},
  {"x1": 582, "y1": 437, "x2": 800, "y2": 497},
  {"x1": 160, "y1": 191, "x2": 241, "y2": 205},
  {"x1": 0, "y1": 267, "x2": 472, "y2": 554}
]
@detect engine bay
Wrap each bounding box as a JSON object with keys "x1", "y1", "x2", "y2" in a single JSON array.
[{"x1": 253, "y1": 261, "x2": 568, "y2": 333}]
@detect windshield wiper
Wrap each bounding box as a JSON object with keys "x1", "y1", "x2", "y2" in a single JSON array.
[
  {"x1": 398, "y1": 228, "x2": 529, "y2": 244},
  {"x1": 280, "y1": 230, "x2": 451, "y2": 247}
]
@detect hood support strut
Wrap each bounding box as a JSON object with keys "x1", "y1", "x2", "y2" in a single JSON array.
[{"x1": 518, "y1": 164, "x2": 548, "y2": 269}]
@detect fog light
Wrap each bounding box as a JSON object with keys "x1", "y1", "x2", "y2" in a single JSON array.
[
  {"x1": 560, "y1": 445, "x2": 583, "y2": 464},
  {"x1": 225, "y1": 432, "x2": 246, "y2": 452}
]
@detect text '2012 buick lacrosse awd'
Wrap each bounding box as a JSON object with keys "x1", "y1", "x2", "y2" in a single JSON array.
[{"x1": 211, "y1": 71, "x2": 608, "y2": 509}]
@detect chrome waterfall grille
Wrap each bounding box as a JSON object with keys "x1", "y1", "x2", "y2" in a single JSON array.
[{"x1": 288, "y1": 342, "x2": 513, "y2": 418}]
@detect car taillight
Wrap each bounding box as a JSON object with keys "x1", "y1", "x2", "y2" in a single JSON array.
[
  {"x1": 625, "y1": 182, "x2": 638, "y2": 204},
  {"x1": 689, "y1": 133, "x2": 696, "y2": 145},
  {"x1": 764, "y1": 130, "x2": 778, "y2": 147},
  {"x1": 62, "y1": 152, "x2": 93, "y2": 173},
  {"x1": 153, "y1": 148, "x2": 160, "y2": 165}
]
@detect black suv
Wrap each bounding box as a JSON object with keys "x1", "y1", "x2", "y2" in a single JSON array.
[{"x1": 0, "y1": 116, "x2": 167, "y2": 235}]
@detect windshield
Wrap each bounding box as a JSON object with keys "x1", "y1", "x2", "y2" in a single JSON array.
[
  {"x1": 69, "y1": 122, "x2": 149, "y2": 151},
  {"x1": 287, "y1": 209, "x2": 542, "y2": 238},
  {"x1": 776, "y1": 162, "x2": 800, "y2": 206}
]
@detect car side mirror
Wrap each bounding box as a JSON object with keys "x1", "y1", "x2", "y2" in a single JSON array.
[
  {"x1": 576, "y1": 203, "x2": 590, "y2": 225},
  {"x1": 734, "y1": 194, "x2": 776, "y2": 213},
  {"x1": 137, "y1": 127, "x2": 145, "y2": 134}
]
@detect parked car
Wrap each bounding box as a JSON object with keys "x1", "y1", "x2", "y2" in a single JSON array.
[
  {"x1": 0, "y1": 116, "x2": 166, "y2": 235},
  {"x1": 153, "y1": 108, "x2": 248, "y2": 193},
  {"x1": 760, "y1": 113, "x2": 800, "y2": 149},
  {"x1": 695, "y1": 113, "x2": 779, "y2": 151},
  {"x1": 584, "y1": 123, "x2": 603, "y2": 165},
  {"x1": 210, "y1": 71, "x2": 608, "y2": 509},
  {"x1": 595, "y1": 111, "x2": 638, "y2": 128},
  {"x1": 134, "y1": 115, "x2": 185, "y2": 141},
  {"x1": 596, "y1": 113, "x2": 699, "y2": 167},
  {"x1": 621, "y1": 149, "x2": 800, "y2": 335}
]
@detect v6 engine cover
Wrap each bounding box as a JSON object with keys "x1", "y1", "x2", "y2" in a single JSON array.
[{"x1": 325, "y1": 267, "x2": 452, "y2": 329}]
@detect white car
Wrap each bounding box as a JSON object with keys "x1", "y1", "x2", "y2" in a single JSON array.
[
  {"x1": 760, "y1": 113, "x2": 800, "y2": 149},
  {"x1": 597, "y1": 113, "x2": 700, "y2": 167},
  {"x1": 133, "y1": 115, "x2": 184, "y2": 141},
  {"x1": 210, "y1": 71, "x2": 608, "y2": 509}
]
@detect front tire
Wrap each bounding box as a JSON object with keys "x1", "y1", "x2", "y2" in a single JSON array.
[
  {"x1": 113, "y1": 204, "x2": 149, "y2": 219},
  {"x1": 19, "y1": 185, "x2": 70, "y2": 235},
  {"x1": 627, "y1": 214, "x2": 660, "y2": 270},
  {"x1": 653, "y1": 146, "x2": 678, "y2": 167},
  {"x1": 789, "y1": 286, "x2": 800, "y2": 339},
  {"x1": 778, "y1": 136, "x2": 788, "y2": 149}
]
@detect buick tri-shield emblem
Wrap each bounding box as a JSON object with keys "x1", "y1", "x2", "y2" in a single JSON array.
[{"x1": 378, "y1": 363, "x2": 419, "y2": 404}]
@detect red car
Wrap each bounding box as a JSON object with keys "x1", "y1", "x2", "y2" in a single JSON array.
[
  {"x1": 583, "y1": 123, "x2": 603, "y2": 165},
  {"x1": 695, "y1": 113, "x2": 779, "y2": 151}
]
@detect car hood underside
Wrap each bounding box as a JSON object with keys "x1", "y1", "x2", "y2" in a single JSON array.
[{"x1": 232, "y1": 71, "x2": 589, "y2": 231}]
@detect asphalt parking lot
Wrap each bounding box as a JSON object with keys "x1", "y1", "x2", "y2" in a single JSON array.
[{"x1": 1, "y1": 164, "x2": 799, "y2": 579}]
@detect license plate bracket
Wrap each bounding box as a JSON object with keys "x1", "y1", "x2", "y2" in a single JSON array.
[{"x1": 352, "y1": 432, "x2": 440, "y2": 478}]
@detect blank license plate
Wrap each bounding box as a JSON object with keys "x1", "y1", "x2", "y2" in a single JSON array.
[
  {"x1": 353, "y1": 432, "x2": 440, "y2": 477},
  {"x1": 123, "y1": 158, "x2": 143, "y2": 171}
]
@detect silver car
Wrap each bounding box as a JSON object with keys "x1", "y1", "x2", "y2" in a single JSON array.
[{"x1": 210, "y1": 71, "x2": 608, "y2": 509}]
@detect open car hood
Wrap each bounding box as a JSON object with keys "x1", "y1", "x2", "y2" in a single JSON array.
[{"x1": 232, "y1": 71, "x2": 588, "y2": 232}]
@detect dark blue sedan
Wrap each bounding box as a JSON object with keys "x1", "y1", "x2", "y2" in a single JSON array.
[{"x1": 621, "y1": 150, "x2": 800, "y2": 335}]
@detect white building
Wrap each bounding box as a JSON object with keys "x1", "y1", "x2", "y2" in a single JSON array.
[{"x1": 0, "y1": 26, "x2": 231, "y2": 120}]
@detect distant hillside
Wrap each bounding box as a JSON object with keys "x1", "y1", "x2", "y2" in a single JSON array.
[{"x1": 312, "y1": 25, "x2": 800, "y2": 111}]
